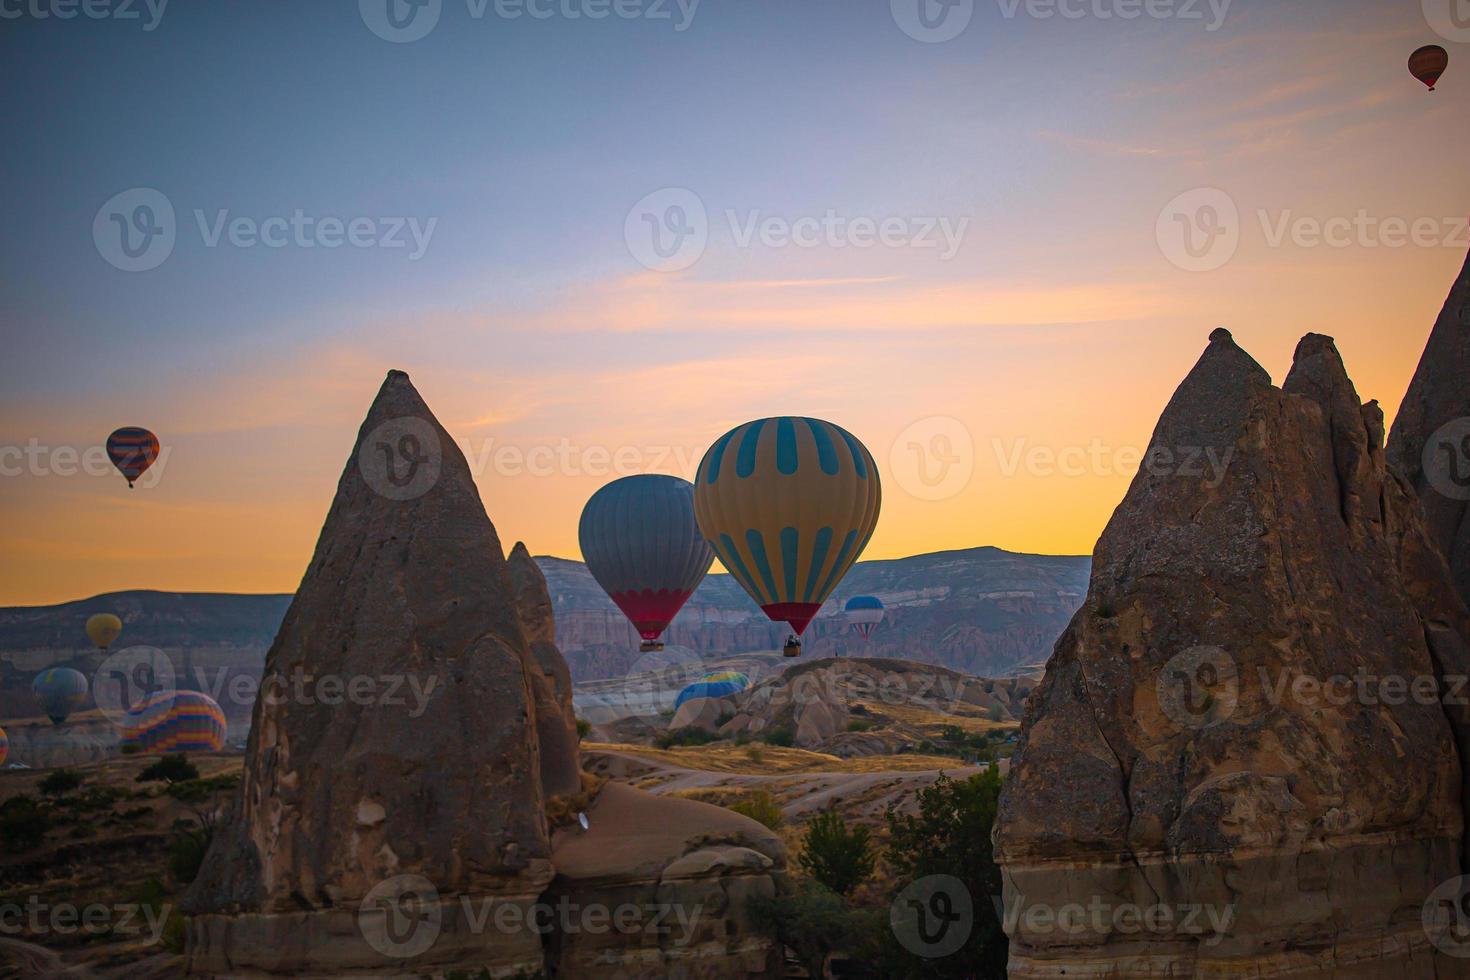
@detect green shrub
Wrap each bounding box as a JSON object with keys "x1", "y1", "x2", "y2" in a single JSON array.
[
  {"x1": 0, "y1": 795, "x2": 51, "y2": 850},
  {"x1": 986, "y1": 704, "x2": 1005, "y2": 723},
  {"x1": 744, "y1": 744, "x2": 764, "y2": 763},
  {"x1": 728, "y1": 790, "x2": 783, "y2": 830},
  {"x1": 575, "y1": 718, "x2": 591, "y2": 739},
  {"x1": 137, "y1": 754, "x2": 198, "y2": 785},
  {"x1": 748, "y1": 880, "x2": 871, "y2": 978},
  {"x1": 761, "y1": 725, "x2": 795, "y2": 748},
  {"x1": 846, "y1": 719, "x2": 874, "y2": 733},
  {"x1": 39, "y1": 768, "x2": 84, "y2": 797},
  {"x1": 654, "y1": 728, "x2": 719, "y2": 749},
  {"x1": 797, "y1": 810, "x2": 875, "y2": 897}
]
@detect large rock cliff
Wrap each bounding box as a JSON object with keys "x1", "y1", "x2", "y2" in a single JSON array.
[{"x1": 995, "y1": 330, "x2": 1470, "y2": 978}]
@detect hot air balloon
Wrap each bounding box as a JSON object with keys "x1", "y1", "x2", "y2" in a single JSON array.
[
  {"x1": 579, "y1": 475, "x2": 716, "y2": 653},
  {"x1": 1410, "y1": 45, "x2": 1449, "y2": 91},
  {"x1": 674, "y1": 669, "x2": 751, "y2": 710},
  {"x1": 120, "y1": 690, "x2": 227, "y2": 754},
  {"x1": 845, "y1": 595, "x2": 885, "y2": 643},
  {"x1": 86, "y1": 613, "x2": 122, "y2": 652},
  {"x1": 32, "y1": 668, "x2": 89, "y2": 725},
  {"x1": 694, "y1": 417, "x2": 881, "y2": 657},
  {"x1": 106, "y1": 427, "x2": 160, "y2": 488},
  {"x1": 0, "y1": 726, "x2": 8, "y2": 767}
]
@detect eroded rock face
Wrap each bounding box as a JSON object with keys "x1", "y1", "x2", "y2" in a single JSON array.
[
  {"x1": 1388, "y1": 249, "x2": 1470, "y2": 608},
  {"x1": 996, "y1": 331, "x2": 1470, "y2": 978},
  {"x1": 185, "y1": 371, "x2": 554, "y2": 976},
  {"x1": 508, "y1": 541, "x2": 583, "y2": 799}
]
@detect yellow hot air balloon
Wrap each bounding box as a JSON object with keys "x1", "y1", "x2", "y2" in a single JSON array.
[
  {"x1": 86, "y1": 613, "x2": 123, "y2": 652},
  {"x1": 694, "y1": 417, "x2": 880, "y2": 656}
]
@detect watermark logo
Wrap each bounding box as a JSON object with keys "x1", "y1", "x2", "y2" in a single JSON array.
[
  {"x1": 1423, "y1": 417, "x2": 1470, "y2": 502},
  {"x1": 1157, "y1": 188, "x2": 1238, "y2": 273},
  {"x1": 93, "y1": 646, "x2": 176, "y2": 727},
  {"x1": 358, "y1": 417, "x2": 443, "y2": 501},
  {"x1": 0, "y1": 0, "x2": 169, "y2": 30},
  {"x1": 996, "y1": 0, "x2": 1231, "y2": 31},
  {"x1": 360, "y1": 0, "x2": 442, "y2": 42},
  {"x1": 890, "y1": 416, "x2": 974, "y2": 501},
  {"x1": 0, "y1": 898, "x2": 170, "y2": 945},
  {"x1": 1157, "y1": 646, "x2": 1237, "y2": 729},
  {"x1": 616, "y1": 645, "x2": 705, "y2": 723},
  {"x1": 891, "y1": 875, "x2": 973, "y2": 957},
  {"x1": 1424, "y1": 0, "x2": 1470, "y2": 44},
  {"x1": 1424, "y1": 875, "x2": 1470, "y2": 957},
  {"x1": 360, "y1": 875, "x2": 443, "y2": 959},
  {"x1": 891, "y1": 0, "x2": 974, "y2": 42},
  {"x1": 94, "y1": 188, "x2": 176, "y2": 272},
  {"x1": 625, "y1": 187, "x2": 708, "y2": 272}
]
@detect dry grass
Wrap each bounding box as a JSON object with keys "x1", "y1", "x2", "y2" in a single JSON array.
[
  {"x1": 582, "y1": 741, "x2": 965, "y2": 775},
  {"x1": 860, "y1": 700, "x2": 1017, "y2": 734}
]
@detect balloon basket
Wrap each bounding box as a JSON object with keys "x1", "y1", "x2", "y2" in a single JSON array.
[
  {"x1": 782, "y1": 638, "x2": 801, "y2": 658},
  {"x1": 639, "y1": 641, "x2": 665, "y2": 653}
]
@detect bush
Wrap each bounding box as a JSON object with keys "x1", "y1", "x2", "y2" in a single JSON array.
[
  {"x1": 749, "y1": 880, "x2": 871, "y2": 978},
  {"x1": 797, "y1": 810, "x2": 875, "y2": 897},
  {"x1": 744, "y1": 744, "x2": 764, "y2": 763},
  {"x1": 0, "y1": 795, "x2": 51, "y2": 850},
  {"x1": 882, "y1": 766, "x2": 1007, "y2": 978},
  {"x1": 986, "y1": 704, "x2": 1005, "y2": 723},
  {"x1": 575, "y1": 718, "x2": 591, "y2": 739},
  {"x1": 846, "y1": 719, "x2": 874, "y2": 733},
  {"x1": 728, "y1": 790, "x2": 783, "y2": 831},
  {"x1": 39, "y1": 769, "x2": 84, "y2": 797},
  {"x1": 762, "y1": 725, "x2": 795, "y2": 748},
  {"x1": 654, "y1": 728, "x2": 719, "y2": 749},
  {"x1": 137, "y1": 754, "x2": 198, "y2": 785}
]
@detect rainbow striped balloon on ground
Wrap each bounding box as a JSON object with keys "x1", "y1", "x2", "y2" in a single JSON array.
[
  {"x1": 695, "y1": 417, "x2": 881, "y2": 652},
  {"x1": 0, "y1": 726, "x2": 8, "y2": 767},
  {"x1": 121, "y1": 690, "x2": 227, "y2": 754},
  {"x1": 674, "y1": 670, "x2": 751, "y2": 710},
  {"x1": 32, "y1": 668, "x2": 89, "y2": 725}
]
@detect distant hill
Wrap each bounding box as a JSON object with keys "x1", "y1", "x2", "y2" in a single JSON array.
[{"x1": 0, "y1": 548, "x2": 1089, "y2": 716}]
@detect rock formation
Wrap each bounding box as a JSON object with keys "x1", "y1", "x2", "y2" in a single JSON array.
[
  {"x1": 1388, "y1": 248, "x2": 1470, "y2": 608},
  {"x1": 996, "y1": 330, "x2": 1470, "y2": 977},
  {"x1": 508, "y1": 540, "x2": 583, "y2": 799},
  {"x1": 184, "y1": 371, "x2": 785, "y2": 978}
]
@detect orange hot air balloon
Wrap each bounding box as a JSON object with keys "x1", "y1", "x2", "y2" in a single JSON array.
[{"x1": 1410, "y1": 45, "x2": 1449, "y2": 92}]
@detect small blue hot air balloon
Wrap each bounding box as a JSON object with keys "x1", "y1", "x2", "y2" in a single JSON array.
[
  {"x1": 845, "y1": 595, "x2": 885, "y2": 642},
  {"x1": 579, "y1": 475, "x2": 716, "y2": 652},
  {"x1": 32, "y1": 668, "x2": 89, "y2": 725}
]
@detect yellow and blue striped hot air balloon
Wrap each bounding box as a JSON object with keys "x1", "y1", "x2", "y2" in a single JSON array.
[
  {"x1": 121, "y1": 690, "x2": 227, "y2": 754},
  {"x1": 695, "y1": 417, "x2": 880, "y2": 656}
]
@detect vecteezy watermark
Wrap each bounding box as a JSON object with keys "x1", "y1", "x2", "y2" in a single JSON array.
[
  {"x1": 623, "y1": 187, "x2": 971, "y2": 272},
  {"x1": 359, "y1": 416, "x2": 444, "y2": 501},
  {"x1": 93, "y1": 188, "x2": 437, "y2": 272},
  {"x1": 891, "y1": 0, "x2": 974, "y2": 43},
  {"x1": 892, "y1": 875, "x2": 973, "y2": 957},
  {"x1": 200, "y1": 667, "x2": 441, "y2": 718},
  {"x1": 1424, "y1": 875, "x2": 1470, "y2": 958},
  {"x1": 1157, "y1": 646, "x2": 1238, "y2": 729},
  {"x1": 1423, "y1": 418, "x2": 1470, "y2": 502},
  {"x1": 993, "y1": 437, "x2": 1234, "y2": 488},
  {"x1": 359, "y1": 0, "x2": 699, "y2": 43},
  {"x1": 1258, "y1": 666, "x2": 1465, "y2": 711},
  {"x1": 0, "y1": 439, "x2": 172, "y2": 485},
  {"x1": 93, "y1": 646, "x2": 177, "y2": 726},
  {"x1": 1423, "y1": 0, "x2": 1470, "y2": 44},
  {"x1": 358, "y1": 874, "x2": 704, "y2": 960},
  {"x1": 891, "y1": 416, "x2": 975, "y2": 502},
  {"x1": 0, "y1": 898, "x2": 170, "y2": 945},
  {"x1": 1002, "y1": 893, "x2": 1236, "y2": 946},
  {"x1": 1158, "y1": 187, "x2": 1470, "y2": 272},
  {"x1": 0, "y1": 0, "x2": 168, "y2": 30},
  {"x1": 996, "y1": 0, "x2": 1231, "y2": 31}
]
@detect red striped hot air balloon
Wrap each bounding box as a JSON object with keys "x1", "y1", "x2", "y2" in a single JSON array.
[
  {"x1": 0, "y1": 726, "x2": 8, "y2": 767},
  {"x1": 1410, "y1": 45, "x2": 1449, "y2": 92},
  {"x1": 106, "y1": 427, "x2": 160, "y2": 488}
]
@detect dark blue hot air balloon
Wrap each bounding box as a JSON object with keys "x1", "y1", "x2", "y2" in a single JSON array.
[
  {"x1": 579, "y1": 475, "x2": 716, "y2": 652},
  {"x1": 32, "y1": 668, "x2": 89, "y2": 725}
]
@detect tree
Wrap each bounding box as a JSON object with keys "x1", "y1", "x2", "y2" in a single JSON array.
[
  {"x1": 38, "y1": 769, "x2": 84, "y2": 797},
  {"x1": 797, "y1": 809, "x2": 876, "y2": 897},
  {"x1": 749, "y1": 880, "x2": 871, "y2": 978},
  {"x1": 137, "y1": 754, "x2": 198, "y2": 785},
  {"x1": 882, "y1": 765, "x2": 1007, "y2": 978}
]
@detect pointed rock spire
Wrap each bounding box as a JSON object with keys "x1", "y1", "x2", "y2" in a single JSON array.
[
  {"x1": 508, "y1": 541, "x2": 583, "y2": 798},
  {"x1": 186, "y1": 370, "x2": 553, "y2": 976},
  {"x1": 1388, "y1": 248, "x2": 1470, "y2": 606}
]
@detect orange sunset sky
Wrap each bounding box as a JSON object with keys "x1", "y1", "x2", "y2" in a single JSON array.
[{"x1": 2, "y1": 1, "x2": 1466, "y2": 605}]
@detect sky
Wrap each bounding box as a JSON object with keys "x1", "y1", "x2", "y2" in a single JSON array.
[{"x1": 1, "y1": 0, "x2": 1467, "y2": 605}]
